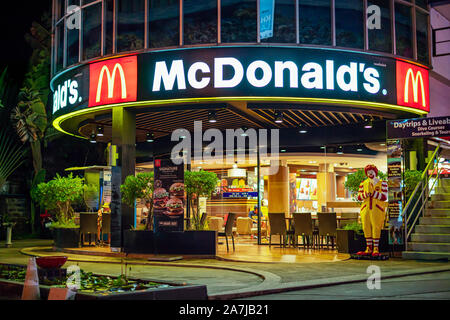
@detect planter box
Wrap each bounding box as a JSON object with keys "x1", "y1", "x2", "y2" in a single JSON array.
[
  {"x1": 52, "y1": 228, "x2": 80, "y2": 249},
  {"x1": 0, "y1": 278, "x2": 207, "y2": 300},
  {"x1": 124, "y1": 230, "x2": 217, "y2": 255},
  {"x1": 337, "y1": 229, "x2": 390, "y2": 254}
]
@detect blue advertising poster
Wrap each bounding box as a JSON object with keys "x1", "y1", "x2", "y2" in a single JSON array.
[{"x1": 260, "y1": 0, "x2": 275, "y2": 39}]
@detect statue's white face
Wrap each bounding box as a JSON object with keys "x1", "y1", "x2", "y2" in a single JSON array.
[{"x1": 367, "y1": 169, "x2": 376, "y2": 179}]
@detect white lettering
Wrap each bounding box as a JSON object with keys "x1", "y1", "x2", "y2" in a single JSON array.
[
  {"x1": 214, "y1": 57, "x2": 244, "y2": 88},
  {"x1": 152, "y1": 60, "x2": 186, "y2": 91}
]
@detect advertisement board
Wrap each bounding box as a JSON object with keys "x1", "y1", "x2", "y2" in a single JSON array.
[
  {"x1": 153, "y1": 159, "x2": 185, "y2": 232},
  {"x1": 387, "y1": 116, "x2": 450, "y2": 139}
]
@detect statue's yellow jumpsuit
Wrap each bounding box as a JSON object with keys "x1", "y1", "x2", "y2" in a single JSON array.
[{"x1": 357, "y1": 178, "x2": 388, "y2": 255}]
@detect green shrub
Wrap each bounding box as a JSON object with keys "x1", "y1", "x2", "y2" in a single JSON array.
[{"x1": 31, "y1": 173, "x2": 84, "y2": 228}]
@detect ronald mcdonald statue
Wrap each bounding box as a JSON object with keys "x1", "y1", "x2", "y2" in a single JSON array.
[{"x1": 356, "y1": 164, "x2": 388, "y2": 258}]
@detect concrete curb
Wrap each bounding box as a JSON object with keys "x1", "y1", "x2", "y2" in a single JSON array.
[
  {"x1": 209, "y1": 265, "x2": 450, "y2": 300},
  {"x1": 20, "y1": 246, "x2": 281, "y2": 290}
]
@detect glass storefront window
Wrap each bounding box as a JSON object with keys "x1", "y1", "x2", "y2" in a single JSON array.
[
  {"x1": 104, "y1": 0, "x2": 114, "y2": 54},
  {"x1": 149, "y1": 0, "x2": 179, "y2": 48},
  {"x1": 221, "y1": 0, "x2": 257, "y2": 43},
  {"x1": 395, "y1": 3, "x2": 413, "y2": 58},
  {"x1": 416, "y1": 10, "x2": 429, "y2": 64},
  {"x1": 368, "y1": 0, "x2": 391, "y2": 53},
  {"x1": 261, "y1": 0, "x2": 296, "y2": 43},
  {"x1": 415, "y1": 0, "x2": 428, "y2": 10},
  {"x1": 335, "y1": 0, "x2": 364, "y2": 49},
  {"x1": 184, "y1": 0, "x2": 217, "y2": 45},
  {"x1": 67, "y1": 24, "x2": 79, "y2": 66},
  {"x1": 82, "y1": 2, "x2": 102, "y2": 60},
  {"x1": 299, "y1": 0, "x2": 331, "y2": 45},
  {"x1": 56, "y1": 23, "x2": 64, "y2": 72},
  {"x1": 117, "y1": 0, "x2": 145, "y2": 53},
  {"x1": 56, "y1": 0, "x2": 65, "y2": 21}
]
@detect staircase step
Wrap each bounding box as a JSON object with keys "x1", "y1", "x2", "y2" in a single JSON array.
[
  {"x1": 411, "y1": 233, "x2": 450, "y2": 243},
  {"x1": 440, "y1": 179, "x2": 450, "y2": 187},
  {"x1": 430, "y1": 200, "x2": 450, "y2": 209},
  {"x1": 408, "y1": 242, "x2": 450, "y2": 252},
  {"x1": 415, "y1": 225, "x2": 450, "y2": 234},
  {"x1": 436, "y1": 186, "x2": 450, "y2": 194},
  {"x1": 425, "y1": 208, "x2": 450, "y2": 217},
  {"x1": 402, "y1": 251, "x2": 450, "y2": 261},
  {"x1": 431, "y1": 193, "x2": 450, "y2": 201},
  {"x1": 419, "y1": 216, "x2": 450, "y2": 225}
]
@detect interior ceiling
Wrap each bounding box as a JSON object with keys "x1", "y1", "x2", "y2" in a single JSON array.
[{"x1": 78, "y1": 105, "x2": 386, "y2": 141}]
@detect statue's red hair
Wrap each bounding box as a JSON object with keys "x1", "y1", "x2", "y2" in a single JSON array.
[{"x1": 364, "y1": 164, "x2": 378, "y2": 177}]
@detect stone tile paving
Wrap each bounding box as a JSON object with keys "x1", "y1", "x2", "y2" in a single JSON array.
[{"x1": 1, "y1": 239, "x2": 449, "y2": 296}]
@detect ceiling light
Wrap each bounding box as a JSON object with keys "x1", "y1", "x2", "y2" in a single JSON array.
[
  {"x1": 364, "y1": 118, "x2": 373, "y2": 129},
  {"x1": 320, "y1": 146, "x2": 326, "y2": 150},
  {"x1": 241, "y1": 126, "x2": 248, "y2": 136},
  {"x1": 337, "y1": 146, "x2": 344, "y2": 154},
  {"x1": 97, "y1": 125, "x2": 104, "y2": 137},
  {"x1": 208, "y1": 110, "x2": 217, "y2": 123},
  {"x1": 146, "y1": 132, "x2": 154, "y2": 142},
  {"x1": 274, "y1": 111, "x2": 283, "y2": 123},
  {"x1": 89, "y1": 133, "x2": 97, "y2": 144},
  {"x1": 281, "y1": 149, "x2": 286, "y2": 152},
  {"x1": 299, "y1": 123, "x2": 307, "y2": 133}
]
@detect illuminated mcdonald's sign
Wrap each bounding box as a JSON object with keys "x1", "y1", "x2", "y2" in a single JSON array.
[
  {"x1": 89, "y1": 56, "x2": 138, "y2": 107},
  {"x1": 396, "y1": 61, "x2": 429, "y2": 112}
]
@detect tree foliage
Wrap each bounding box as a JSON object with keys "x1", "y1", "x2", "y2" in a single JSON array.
[
  {"x1": 121, "y1": 172, "x2": 154, "y2": 230},
  {"x1": 403, "y1": 169, "x2": 422, "y2": 201},
  {"x1": 184, "y1": 170, "x2": 218, "y2": 230},
  {"x1": 344, "y1": 168, "x2": 387, "y2": 201},
  {"x1": 31, "y1": 173, "x2": 84, "y2": 227}
]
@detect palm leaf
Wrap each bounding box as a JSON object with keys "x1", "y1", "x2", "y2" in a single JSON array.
[{"x1": 0, "y1": 129, "x2": 27, "y2": 190}]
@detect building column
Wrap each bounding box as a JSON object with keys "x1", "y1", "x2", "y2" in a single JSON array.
[
  {"x1": 110, "y1": 107, "x2": 136, "y2": 251},
  {"x1": 317, "y1": 163, "x2": 336, "y2": 212},
  {"x1": 268, "y1": 160, "x2": 290, "y2": 216}
]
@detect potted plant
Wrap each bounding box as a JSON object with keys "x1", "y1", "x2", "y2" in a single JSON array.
[
  {"x1": 336, "y1": 222, "x2": 366, "y2": 253},
  {"x1": 184, "y1": 170, "x2": 218, "y2": 231},
  {"x1": 31, "y1": 173, "x2": 84, "y2": 249},
  {"x1": 337, "y1": 222, "x2": 390, "y2": 254},
  {"x1": 121, "y1": 172, "x2": 154, "y2": 230}
]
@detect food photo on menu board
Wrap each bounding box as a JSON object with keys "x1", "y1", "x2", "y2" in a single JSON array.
[
  {"x1": 296, "y1": 178, "x2": 317, "y2": 200},
  {"x1": 153, "y1": 159, "x2": 185, "y2": 232}
]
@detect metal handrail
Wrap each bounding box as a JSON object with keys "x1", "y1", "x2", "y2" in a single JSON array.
[{"x1": 403, "y1": 144, "x2": 441, "y2": 249}]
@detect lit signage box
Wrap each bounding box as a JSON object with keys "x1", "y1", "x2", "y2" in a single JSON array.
[{"x1": 50, "y1": 47, "x2": 430, "y2": 117}]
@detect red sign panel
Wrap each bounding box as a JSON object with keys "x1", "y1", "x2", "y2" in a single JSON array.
[
  {"x1": 89, "y1": 56, "x2": 138, "y2": 107},
  {"x1": 396, "y1": 61, "x2": 430, "y2": 112}
]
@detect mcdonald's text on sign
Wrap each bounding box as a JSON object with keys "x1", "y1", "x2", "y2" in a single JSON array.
[{"x1": 89, "y1": 56, "x2": 138, "y2": 107}]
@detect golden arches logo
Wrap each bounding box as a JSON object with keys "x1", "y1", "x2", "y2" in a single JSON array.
[
  {"x1": 404, "y1": 68, "x2": 426, "y2": 107},
  {"x1": 96, "y1": 63, "x2": 127, "y2": 103}
]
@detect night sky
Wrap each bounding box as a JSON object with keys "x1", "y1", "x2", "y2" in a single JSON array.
[{"x1": 0, "y1": 1, "x2": 51, "y2": 84}]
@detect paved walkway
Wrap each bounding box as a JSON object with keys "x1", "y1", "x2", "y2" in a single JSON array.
[
  {"x1": 1, "y1": 239, "x2": 449, "y2": 298},
  {"x1": 241, "y1": 271, "x2": 450, "y2": 300}
]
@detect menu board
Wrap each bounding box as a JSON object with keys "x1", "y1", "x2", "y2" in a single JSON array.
[
  {"x1": 153, "y1": 159, "x2": 185, "y2": 232},
  {"x1": 387, "y1": 139, "x2": 404, "y2": 245},
  {"x1": 296, "y1": 178, "x2": 318, "y2": 200}
]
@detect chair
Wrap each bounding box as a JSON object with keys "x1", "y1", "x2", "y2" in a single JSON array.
[
  {"x1": 101, "y1": 214, "x2": 111, "y2": 244},
  {"x1": 218, "y1": 213, "x2": 236, "y2": 252},
  {"x1": 207, "y1": 216, "x2": 224, "y2": 232},
  {"x1": 292, "y1": 212, "x2": 315, "y2": 248},
  {"x1": 79, "y1": 213, "x2": 98, "y2": 246},
  {"x1": 317, "y1": 213, "x2": 337, "y2": 249},
  {"x1": 236, "y1": 217, "x2": 253, "y2": 235},
  {"x1": 338, "y1": 212, "x2": 359, "y2": 228},
  {"x1": 268, "y1": 213, "x2": 292, "y2": 247},
  {"x1": 200, "y1": 212, "x2": 207, "y2": 226}
]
